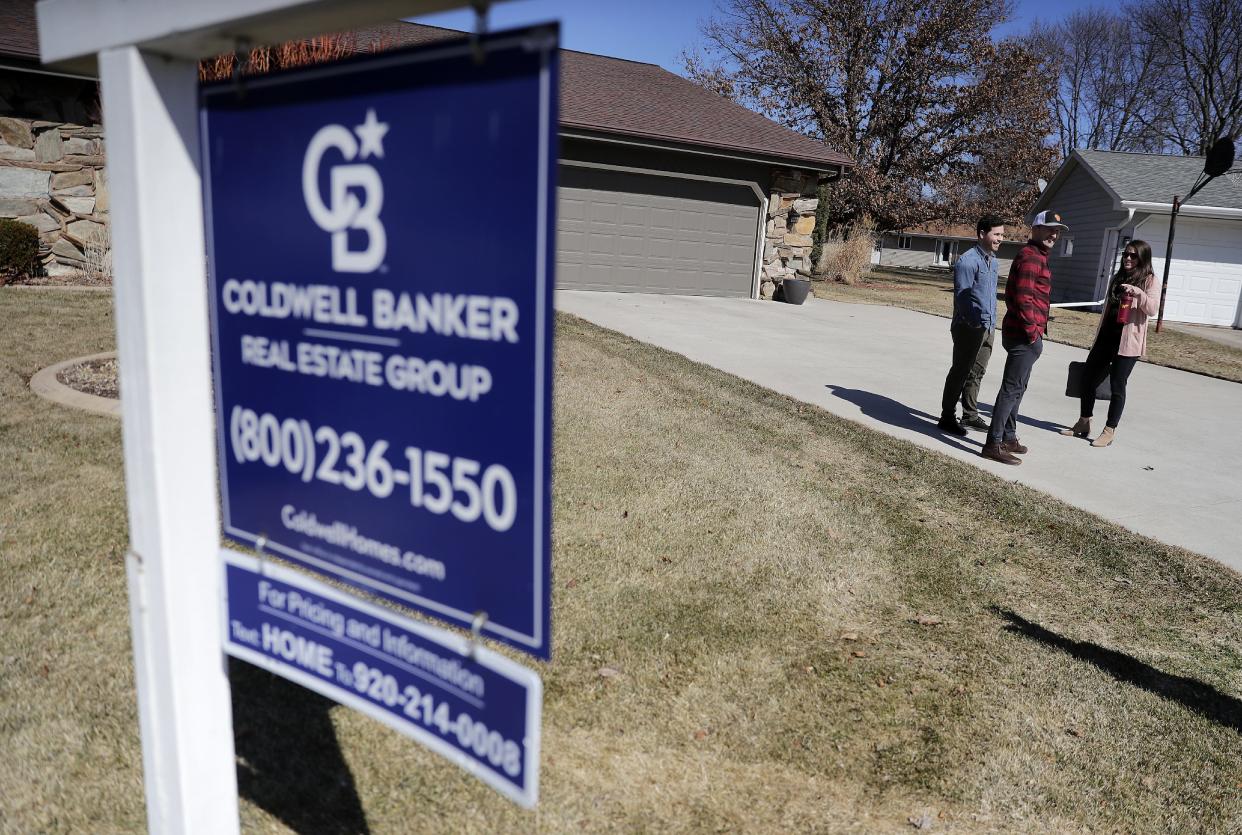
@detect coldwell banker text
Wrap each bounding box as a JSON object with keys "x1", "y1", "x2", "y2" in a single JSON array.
[{"x1": 223, "y1": 279, "x2": 518, "y2": 400}]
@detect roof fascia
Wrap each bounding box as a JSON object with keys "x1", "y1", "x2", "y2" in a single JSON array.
[
  {"x1": 1121, "y1": 201, "x2": 1242, "y2": 219},
  {"x1": 560, "y1": 127, "x2": 848, "y2": 175},
  {"x1": 0, "y1": 60, "x2": 97, "y2": 81}
]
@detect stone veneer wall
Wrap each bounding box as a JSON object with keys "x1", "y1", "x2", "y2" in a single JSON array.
[
  {"x1": 0, "y1": 116, "x2": 109, "y2": 279},
  {"x1": 759, "y1": 168, "x2": 820, "y2": 300}
]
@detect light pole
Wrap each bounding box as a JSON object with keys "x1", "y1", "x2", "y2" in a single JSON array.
[{"x1": 1156, "y1": 134, "x2": 1237, "y2": 332}]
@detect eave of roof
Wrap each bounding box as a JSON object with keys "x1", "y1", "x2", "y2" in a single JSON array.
[
  {"x1": 1036, "y1": 149, "x2": 1242, "y2": 220},
  {"x1": 14, "y1": 14, "x2": 853, "y2": 173}
]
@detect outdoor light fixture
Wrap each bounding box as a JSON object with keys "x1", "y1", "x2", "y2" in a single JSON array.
[{"x1": 1156, "y1": 134, "x2": 1237, "y2": 332}]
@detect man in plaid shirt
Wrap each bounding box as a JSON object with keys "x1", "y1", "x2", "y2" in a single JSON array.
[{"x1": 981, "y1": 210, "x2": 1068, "y2": 465}]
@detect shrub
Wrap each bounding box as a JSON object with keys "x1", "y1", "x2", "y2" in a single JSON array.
[
  {"x1": 0, "y1": 219, "x2": 40, "y2": 279},
  {"x1": 815, "y1": 216, "x2": 876, "y2": 285}
]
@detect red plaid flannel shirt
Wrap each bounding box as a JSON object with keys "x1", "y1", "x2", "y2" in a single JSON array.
[{"x1": 1001, "y1": 242, "x2": 1052, "y2": 343}]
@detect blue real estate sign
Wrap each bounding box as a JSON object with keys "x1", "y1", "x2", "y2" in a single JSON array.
[
  {"x1": 200, "y1": 28, "x2": 557, "y2": 659},
  {"x1": 223, "y1": 550, "x2": 542, "y2": 807}
]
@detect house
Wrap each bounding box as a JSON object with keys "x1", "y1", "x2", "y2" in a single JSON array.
[
  {"x1": 0, "y1": 0, "x2": 109, "y2": 277},
  {"x1": 5, "y1": 12, "x2": 853, "y2": 298},
  {"x1": 354, "y1": 23, "x2": 852, "y2": 300},
  {"x1": 1032, "y1": 149, "x2": 1242, "y2": 327},
  {"x1": 875, "y1": 222, "x2": 1030, "y2": 276}
]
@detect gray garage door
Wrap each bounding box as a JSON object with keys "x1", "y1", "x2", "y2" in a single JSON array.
[{"x1": 557, "y1": 165, "x2": 760, "y2": 297}]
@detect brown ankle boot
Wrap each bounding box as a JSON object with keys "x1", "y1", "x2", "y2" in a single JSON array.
[
  {"x1": 1091, "y1": 426, "x2": 1116, "y2": 448},
  {"x1": 1060, "y1": 417, "x2": 1090, "y2": 438}
]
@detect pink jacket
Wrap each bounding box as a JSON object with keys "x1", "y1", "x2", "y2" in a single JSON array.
[{"x1": 1094, "y1": 272, "x2": 1162, "y2": 358}]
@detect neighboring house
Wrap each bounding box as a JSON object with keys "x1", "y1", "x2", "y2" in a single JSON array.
[
  {"x1": 0, "y1": 0, "x2": 109, "y2": 278},
  {"x1": 875, "y1": 222, "x2": 1029, "y2": 276},
  {"x1": 1033, "y1": 149, "x2": 1242, "y2": 327},
  {"x1": 5, "y1": 13, "x2": 852, "y2": 298}
]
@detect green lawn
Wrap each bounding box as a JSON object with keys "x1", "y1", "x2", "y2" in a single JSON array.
[
  {"x1": 3, "y1": 289, "x2": 1241, "y2": 833},
  {"x1": 813, "y1": 267, "x2": 1242, "y2": 384}
]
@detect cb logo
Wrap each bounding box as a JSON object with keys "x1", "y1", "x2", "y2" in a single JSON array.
[{"x1": 302, "y1": 109, "x2": 389, "y2": 273}]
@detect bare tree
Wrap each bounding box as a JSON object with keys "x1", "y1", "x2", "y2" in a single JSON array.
[
  {"x1": 1131, "y1": 0, "x2": 1242, "y2": 154},
  {"x1": 1033, "y1": 9, "x2": 1166, "y2": 156},
  {"x1": 684, "y1": 0, "x2": 1058, "y2": 230}
]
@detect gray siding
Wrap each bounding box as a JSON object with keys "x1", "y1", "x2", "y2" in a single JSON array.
[
  {"x1": 1039, "y1": 164, "x2": 1131, "y2": 303},
  {"x1": 878, "y1": 237, "x2": 1020, "y2": 275},
  {"x1": 556, "y1": 138, "x2": 768, "y2": 296},
  {"x1": 878, "y1": 235, "x2": 937, "y2": 268}
]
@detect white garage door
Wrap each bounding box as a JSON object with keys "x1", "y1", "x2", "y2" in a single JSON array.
[
  {"x1": 1145, "y1": 216, "x2": 1242, "y2": 327},
  {"x1": 557, "y1": 165, "x2": 760, "y2": 297}
]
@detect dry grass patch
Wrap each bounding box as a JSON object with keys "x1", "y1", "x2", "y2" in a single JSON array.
[
  {"x1": 813, "y1": 267, "x2": 1242, "y2": 383},
  {"x1": 2, "y1": 291, "x2": 1241, "y2": 833}
]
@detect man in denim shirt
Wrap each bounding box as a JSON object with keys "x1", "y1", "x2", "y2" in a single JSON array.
[{"x1": 938, "y1": 215, "x2": 1005, "y2": 435}]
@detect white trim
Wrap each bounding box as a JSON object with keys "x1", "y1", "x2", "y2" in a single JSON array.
[
  {"x1": 753, "y1": 192, "x2": 769, "y2": 299},
  {"x1": 932, "y1": 238, "x2": 959, "y2": 266},
  {"x1": 1094, "y1": 228, "x2": 1122, "y2": 301},
  {"x1": 1121, "y1": 201, "x2": 1242, "y2": 220}
]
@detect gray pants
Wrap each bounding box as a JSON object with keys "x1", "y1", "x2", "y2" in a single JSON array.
[
  {"x1": 987, "y1": 335, "x2": 1043, "y2": 445},
  {"x1": 941, "y1": 323, "x2": 994, "y2": 421}
]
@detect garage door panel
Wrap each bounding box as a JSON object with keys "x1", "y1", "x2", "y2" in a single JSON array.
[
  {"x1": 557, "y1": 165, "x2": 759, "y2": 297},
  {"x1": 1145, "y1": 216, "x2": 1242, "y2": 326}
]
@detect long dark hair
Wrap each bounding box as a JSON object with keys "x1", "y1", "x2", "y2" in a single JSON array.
[{"x1": 1109, "y1": 239, "x2": 1154, "y2": 303}]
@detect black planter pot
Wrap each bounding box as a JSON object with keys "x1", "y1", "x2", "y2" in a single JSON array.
[{"x1": 780, "y1": 277, "x2": 811, "y2": 305}]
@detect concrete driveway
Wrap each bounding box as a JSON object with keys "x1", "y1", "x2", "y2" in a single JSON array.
[{"x1": 557, "y1": 291, "x2": 1242, "y2": 575}]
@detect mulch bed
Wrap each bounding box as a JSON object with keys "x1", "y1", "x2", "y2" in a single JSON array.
[{"x1": 58, "y1": 357, "x2": 119, "y2": 399}]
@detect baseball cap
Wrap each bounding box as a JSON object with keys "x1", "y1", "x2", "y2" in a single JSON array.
[{"x1": 1032, "y1": 210, "x2": 1069, "y2": 230}]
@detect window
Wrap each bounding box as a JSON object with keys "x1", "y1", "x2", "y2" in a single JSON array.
[
  {"x1": 897, "y1": 234, "x2": 912, "y2": 249},
  {"x1": 1060, "y1": 235, "x2": 1074, "y2": 257}
]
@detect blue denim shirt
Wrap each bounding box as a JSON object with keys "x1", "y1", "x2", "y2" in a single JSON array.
[{"x1": 952, "y1": 244, "x2": 999, "y2": 329}]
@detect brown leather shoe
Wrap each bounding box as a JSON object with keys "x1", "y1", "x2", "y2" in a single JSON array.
[
  {"x1": 1002, "y1": 438, "x2": 1028, "y2": 455},
  {"x1": 981, "y1": 442, "x2": 1021, "y2": 465}
]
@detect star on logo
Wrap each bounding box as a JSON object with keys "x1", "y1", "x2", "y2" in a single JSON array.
[{"x1": 355, "y1": 109, "x2": 389, "y2": 159}]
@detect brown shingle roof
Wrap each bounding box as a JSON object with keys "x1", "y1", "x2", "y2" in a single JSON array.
[
  {"x1": 0, "y1": 0, "x2": 39, "y2": 62},
  {"x1": 7, "y1": 16, "x2": 851, "y2": 171},
  {"x1": 354, "y1": 22, "x2": 852, "y2": 171}
]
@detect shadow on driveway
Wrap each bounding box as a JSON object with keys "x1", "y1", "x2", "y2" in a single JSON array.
[
  {"x1": 825, "y1": 385, "x2": 980, "y2": 453},
  {"x1": 975, "y1": 400, "x2": 1072, "y2": 435},
  {"x1": 825, "y1": 383, "x2": 1071, "y2": 449}
]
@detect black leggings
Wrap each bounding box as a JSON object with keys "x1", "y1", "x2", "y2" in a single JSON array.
[{"x1": 1080, "y1": 340, "x2": 1138, "y2": 428}]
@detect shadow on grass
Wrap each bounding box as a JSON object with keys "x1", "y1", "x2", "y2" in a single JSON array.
[
  {"x1": 231, "y1": 658, "x2": 370, "y2": 834},
  {"x1": 825, "y1": 385, "x2": 980, "y2": 452},
  {"x1": 994, "y1": 608, "x2": 1242, "y2": 735}
]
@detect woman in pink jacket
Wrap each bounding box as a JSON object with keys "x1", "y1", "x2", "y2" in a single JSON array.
[{"x1": 1061, "y1": 240, "x2": 1161, "y2": 448}]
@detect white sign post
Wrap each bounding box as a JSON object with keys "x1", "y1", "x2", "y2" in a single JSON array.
[{"x1": 35, "y1": 2, "x2": 506, "y2": 832}]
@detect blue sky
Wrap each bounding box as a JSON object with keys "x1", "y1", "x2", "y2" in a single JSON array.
[{"x1": 414, "y1": 0, "x2": 1089, "y2": 73}]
